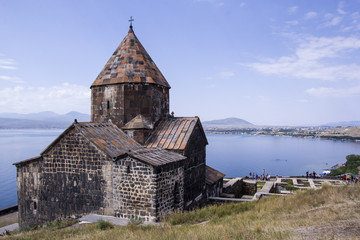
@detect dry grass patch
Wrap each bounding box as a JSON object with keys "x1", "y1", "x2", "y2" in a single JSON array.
[
  {"x1": 0, "y1": 212, "x2": 18, "y2": 228},
  {"x1": 4, "y1": 184, "x2": 360, "y2": 240}
]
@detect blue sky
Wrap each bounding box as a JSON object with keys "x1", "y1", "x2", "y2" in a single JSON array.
[{"x1": 1, "y1": 0, "x2": 360, "y2": 126}]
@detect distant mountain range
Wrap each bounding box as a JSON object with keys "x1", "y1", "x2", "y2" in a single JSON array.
[
  {"x1": 202, "y1": 118, "x2": 255, "y2": 130},
  {"x1": 322, "y1": 121, "x2": 360, "y2": 127},
  {"x1": 0, "y1": 113, "x2": 359, "y2": 130},
  {"x1": 202, "y1": 118, "x2": 360, "y2": 130},
  {"x1": 0, "y1": 111, "x2": 90, "y2": 129}
]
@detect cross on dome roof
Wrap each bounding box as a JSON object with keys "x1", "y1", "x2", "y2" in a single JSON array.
[{"x1": 129, "y1": 16, "x2": 134, "y2": 27}]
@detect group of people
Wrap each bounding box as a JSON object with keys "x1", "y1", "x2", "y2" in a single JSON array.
[
  {"x1": 249, "y1": 171, "x2": 271, "y2": 181},
  {"x1": 343, "y1": 174, "x2": 359, "y2": 184},
  {"x1": 306, "y1": 171, "x2": 317, "y2": 179}
]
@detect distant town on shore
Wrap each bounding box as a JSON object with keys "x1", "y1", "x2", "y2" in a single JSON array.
[
  {"x1": 203, "y1": 117, "x2": 360, "y2": 141},
  {"x1": 1, "y1": 112, "x2": 359, "y2": 141}
]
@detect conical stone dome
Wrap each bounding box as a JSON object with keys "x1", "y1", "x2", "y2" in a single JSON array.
[
  {"x1": 91, "y1": 26, "x2": 170, "y2": 88},
  {"x1": 91, "y1": 26, "x2": 170, "y2": 128}
]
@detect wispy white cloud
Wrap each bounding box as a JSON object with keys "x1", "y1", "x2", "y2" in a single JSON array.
[
  {"x1": 324, "y1": 16, "x2": 342, "y2": 27},
  {"x1": 337, "y1": 1, "x2": 347, "y2": 15},
  {"x1": 219, "y1": 71, "x2": 235, "y2": 78},
  {"x1": 0, "y1": 83, "x2": 90, "y2": 114},
  {"x1": 246, "y1": 36, "x2": 360, "y2": 81},
  {"x1": 194, "y1": 0, "x2": 224, "y2": 7},
  {"x1": 239, "y1": 2, "x2": 246, "y2": 8},
  {"x1": 306, "y1": 85, "x2": 360, "y2": 98},
  {"x1": 288, "y1": 6, "x2": 298, "y2": 15},
  {"x1": 304, "y1": 11, "x2": 318, "y2": 20},
  {"x1": 215, "y1": 2, "x2": 224, "y2": 7},
  {"x1": 342, "y1": 26, "x2": 353, "y2": 32},
  {"x1": 351, "y1": 12, "x2": 360, "y2": 23},
  {"x1": 0, "y1": 75, "x2": 25, "y2": 83},
  {"x1": 286, "y1": 20, "x2": 299, "y2": 26},
  {"x1": 0, "y1": 58, "x2": 16, "y2": 70}
]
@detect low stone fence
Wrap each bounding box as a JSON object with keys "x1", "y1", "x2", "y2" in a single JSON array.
[{"x1": 223, "y1": 178, "x2": 257, "y2": 197}]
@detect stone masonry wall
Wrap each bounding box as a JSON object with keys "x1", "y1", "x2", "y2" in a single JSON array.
[
  {"x1": 112, "y1": 158, "x2": 184, "y2": 222},
  {"x1": 17, "y1": 128, "x2": 111, "y2": 228},
  {"x1": 223, "y1": 178, "x2": 257, "y2": 197},
  {"x1": 91, "y1": 84, "x2": 169, "y2": 128},
  {"x1": 206, "y1": 179, "x2": 223, "y2": 198},
  {"x1": 112, "y1": 157, "x2": 157, "y2": 222},
  {"x1": 182, "y1": 124, "x2": 207, "y2": 209},
  {"x1": 154, "y1": 162, "x2": 184, "y2": 220},
  {"x1": 16, "y1": 158, "x2": 42, "y2": 228}
]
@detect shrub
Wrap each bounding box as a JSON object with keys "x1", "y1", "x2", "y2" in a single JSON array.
[
  {"x1": 329, "y1": 154, "x2": 360, "y2": 176},
  {"x1": 97, "y1": 219, "x2": 114, "y2": 230},
  {"x1": 283, "y1": 185, "x2": 298, "y2": 191},
  {"x1": 46, "y1": 219, "x2": 76, "y2": 230},
  {"x1": 128, "y1": 216, "x2": 144, "y2": 226}
]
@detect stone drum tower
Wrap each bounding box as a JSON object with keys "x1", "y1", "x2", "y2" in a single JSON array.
[{"x1": 91, "y1": 25, "x2": 170, "y2": 128}]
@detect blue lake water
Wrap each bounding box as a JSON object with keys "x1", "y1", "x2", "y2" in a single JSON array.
[
  {"x1": 206, "y1": 134, "x2": 360, "y2": 177},
  {"x1": 0, "y1": 129, "x2": 63, "y2": 210},
  {"x1": 1, "y1": 130, "x2": 360, "y2": 209}
]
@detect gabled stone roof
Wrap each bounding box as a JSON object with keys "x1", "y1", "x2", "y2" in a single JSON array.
[
  {"x1": 122, "y1": 115, "x2": 153, "y2": 130},
  {"x1": 33, "y1": 121, "x2": 185, "y2": 167},
  {"x1": 205, "y1": 165, "x2": 225, "y2": 185},
  {"x1": 42, "y1": 122, "x2": 142, "y2": 159},
  {"x1": 91, "y1": 26, "x2": 170, "y2": 88},
  {"x1": 145, "y1": 117, "x2": 208, "y2": 151},
  {"x1": 129, "y1": 148, "x2": 186, "y2": 167},
  {"x1": 13, "y1": 156, "x2": 42, "y2": 166}
]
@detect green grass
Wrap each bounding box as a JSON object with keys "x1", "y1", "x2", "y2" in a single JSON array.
[
  {"x1": 282, "y1": 185, "x2": 298, "y2": 191},
  {"x1": 281, "y1": 179, "x2": 293, "y2": 185},
  {"x1": 298, "y1": 180, "x2": 310, "y2": 187}
]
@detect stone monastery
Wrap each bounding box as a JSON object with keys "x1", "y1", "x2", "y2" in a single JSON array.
[{"x1": 14, "y1": 24, "x2": 225, "y2": 228}]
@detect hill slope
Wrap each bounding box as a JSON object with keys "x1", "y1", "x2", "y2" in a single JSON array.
[
  {"x1": 202, "y1": 117, "x2": 255, "y2": 129},
  {"x1": 0, "y1": 111, "x2": 90, "y2": 129},
  {"x1": 322, "y1": 121, "x2": 360, "y2": 127},
  {"x1": 5, "y1": 184, "x2": 359, "y2": 239}
]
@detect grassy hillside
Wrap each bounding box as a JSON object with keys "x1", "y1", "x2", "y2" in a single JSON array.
[{"x1": 4, "y1": 184, "x2": 360, "y2": 239}]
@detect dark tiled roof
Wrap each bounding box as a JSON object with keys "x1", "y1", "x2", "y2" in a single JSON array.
[
  {"x1": 122, "y1": 115, "x2": 153, "y2": 130},
  {"x1": 39, "y1": 121, "x2": 184, "y2": 167},
  {"x1": 75, "y1": 122, "x2": 142, "y2": 158},
  {"x1": 41, "y1": 122, "x2": 141, "y2": 159},
  {"x1": 206, "y1": 165, "x2": 225, "y2": 185},
  {"x1": 145, "y1": 117, "x2": 207, "y2": 150},
  {"x1": 13, "y1": 156, "x2": 42, "y2": 166},
  {"x1": 91, "y1": 27, "x2": 170, "y2": 88},
  {"x1": 129, "y1": 148, "x2": 186, "y2": 167}
]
